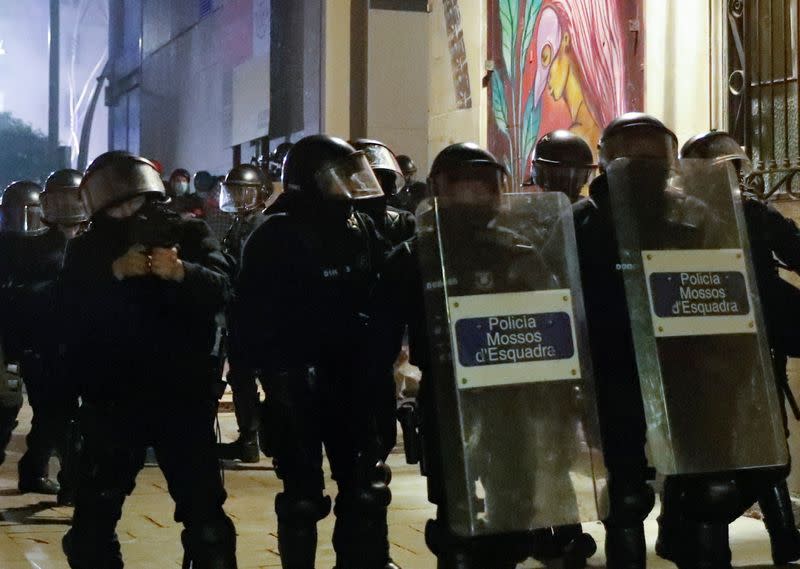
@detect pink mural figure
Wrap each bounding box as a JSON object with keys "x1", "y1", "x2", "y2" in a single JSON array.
[{"x1": 532, "y1": 0, "x2": 628, "y2": 153}]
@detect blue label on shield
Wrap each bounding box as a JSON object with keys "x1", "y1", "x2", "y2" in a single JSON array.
[
  {"x1": 455, "y1": 312, "x2": 574, "y2": 367},
  {"x1": 649, "y1": 271, "x2": 750, "y2": 318}
]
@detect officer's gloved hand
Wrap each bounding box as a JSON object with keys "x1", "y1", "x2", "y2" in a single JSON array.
[
  {"x1": 112, "y1": 244, "x2": 150, "y2": 280},
  {"x1": 150, "y1": 247, "x2": 185, "y2": 282}
]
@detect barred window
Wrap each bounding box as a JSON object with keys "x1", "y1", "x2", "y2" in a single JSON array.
[{"x1": 728, "y1": 0, "x2": 800, "y2": 197}]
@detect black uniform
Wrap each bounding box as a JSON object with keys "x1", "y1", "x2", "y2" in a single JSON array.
[
  {"x1": 60, "y1": 202, "x2": 236, "y2": 569},
  {"x1": 573, "y1": 175, "x2": 655, "y2": 566},
  {"x1": 356, "y1": 198, "x2": 416, "y2": 456},
  {"x1": 236, "y1": 191, "x2": 397, "y2": 568},
  {"x1": 222, "y1": 210, "x2": 267, "y2": 457},
  {"x1": 0, "y1": 228, "x2": 77, "y2": 487},
  {"x1": 745, "y1": 196, "x2": 800, "y2": 414}
]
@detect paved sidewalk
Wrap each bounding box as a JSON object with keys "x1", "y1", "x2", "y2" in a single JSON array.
[{"x1": 0, "y1": 396, "x2": 788, "y2": 568}]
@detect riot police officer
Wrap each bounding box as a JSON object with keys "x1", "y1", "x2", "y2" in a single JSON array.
[
  {"x1": 573, "y1": 114, "x2": 675, "y2": 568},
  {"x1": 236, "y1": 135, "x2": 400, "y2": 569},
  {"x1": 60, "y1": 151, "x2": 237, "y2": 569},
  {"x1": 350, "y1": 139, "x2": 416, "y2": 246},
  {"x1": 38, "y1": 169, "x2": 90, "y2": 504},
  {"x1": 597, "y1": 117, "x2": 788, "y2": 569},
  {"x1": 669, "y1": 130, "x2": 800, "y2": 565},
  {"x1": 390, "y1": 154, "x2": 428, "y2": 213},
  {"x1": 0, "y1": 178, "x2": 82, "y2": 496},
  {"x1": 268, "y1": 142, "x2": 294, "y2": 186},
  {"x1": 410, "y1": 143, "x2": 603, "y2": 569},
  {"x1": 526, "y1": 130, "x2": 595, "y2": 203},
  {"x1": 348, "y1": 139, "x2": 417, "y2": 463},
  {"x1": 217, "y1": 163, "x2": 271, "y2": 463},
  {"x1": 522, "y1": 131, "x2": 599, "y2": 562}
]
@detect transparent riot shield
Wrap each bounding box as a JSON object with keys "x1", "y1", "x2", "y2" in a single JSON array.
[
  {"x1": 606, "y1": 157, "x2": 787, "y2": 475},
  {"x1": 416, "y1": 191, "x2": 607, "y2": 538}
]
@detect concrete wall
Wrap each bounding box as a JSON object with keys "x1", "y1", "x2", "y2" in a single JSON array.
[
  {"x1": 644, "y1": 0, "x2": 715, "y2": 146},
  {"x1": 324, "y1": 0, "x2": 352, "y2": 138},
  {"x1": 367, "y1": 9, "x2": 430, "y2": 175},
  {"x1": 427, "y1": 0, "x2": 488, "y2": 168}
]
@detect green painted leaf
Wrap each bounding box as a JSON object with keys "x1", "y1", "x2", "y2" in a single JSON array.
[
  {"x1": 521, "y1": 93, "x2": 542, "y2": 164},
  {"x1": 519, "y1": 0, "x2": 543, "y2": 75},
  {"x1": 499, "y1": 0, "x2": 518, "y2": 77},
  {"x1": 491, "y1": 71, "x2": 509, "y2": 134}
]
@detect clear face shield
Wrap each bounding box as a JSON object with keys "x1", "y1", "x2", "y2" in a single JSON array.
[
  {"x1": 362, "y1": 145, "x2": 404, "y2": 195},
  {"x1": 526, "y1": 161, "x2": 595, "y2": 201},
  {"x1": 0, "y1": 204, "x2": 47, "y2": 235},
  {"x1": 41, "y1": 191, "x2": 89, "y2": 225},
  {"x1": 431, "y1": 162, "x2": 510, "y2": 208},
  {"x1": 219, "y1": 184, "x2": 266, "y2": 213},
  {"x1": 314, "y1": 152, "x2": 384, "y2": 201},
  {"x1": 601, "y1": 131, "x2": 677, "y2": 170}
]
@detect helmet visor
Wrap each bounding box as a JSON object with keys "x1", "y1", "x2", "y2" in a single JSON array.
[
  {"x1": 219, "y1": 184, "x2": 265, "y2": 213},
  {"x1": 41, "y1": 191, "x2": 89, "y2": 224},
  {"x1": 600, "y1": 131, "x2": 677, "y2": 167},
  {"x1": 1, "y1": 204, "x2": 47, "y2": 235},
  {"x1": 527, "y1": 163, "x2": 595, "y2": 200},
  {"x1": 361, "y1": 145, "x2": 404, "y2": 194},
  {"x1": 23, "y1": 205, "x2": 45, "y2": 234},
  {"x1": 432, "y1": 162, "x2": 509, "y2": 205},
  {"x1": 314, "y1": 152, "x2": 384, "y2": 201}
]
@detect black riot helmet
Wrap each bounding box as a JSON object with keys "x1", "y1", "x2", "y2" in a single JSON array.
[
  {"x1": 527, "y1": 130, "x2": 595, "y2": 202},
  {"x1": 350, "y1": 139, "x2": 404, "y2": 196},
  {"x1": 41, "y1": 169, "x2": 89, "y2": 225},
  {"x1": 0, "y1": 181, "x2": 46, "y2": 235},
  {"x1": 219, "y1": 163, "x2": 271, "y2": 213},
  {"x1": 680, "y1": 130, "x2": 749, "y2": 170},
  {"x1": 81, "y1": 151, "x2": 166, "y2": 217},
  {"x1": 268, "y1": 142, "x2": 294, "y2": 182},
  {"x1": 397, "y1": 155, "x2": 417, "y2": 181},
  {"x1": 194, "y1": 170, "x2": 221, "y2": 195},
  {"x1": 598, "y1": 112, "x2": 678, "y2": 169},
  {"x1": 428, "y1": 143, "x2": 508, "y2": 205},
  {"x1": 281, "y1": 135, "x2": 383, "y2": 201}
]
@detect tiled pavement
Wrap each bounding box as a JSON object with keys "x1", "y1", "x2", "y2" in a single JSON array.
[{"x1": 0, "y1": 396, "x2": 789, "y2": 568}]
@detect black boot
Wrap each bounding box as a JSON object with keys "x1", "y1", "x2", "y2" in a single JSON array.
[
  {"x1": 604, "y1": 526, "x2": 646, "y2": 569},
  {"x1": 218, "y1": 387, "x2": 260, "y2": 463},
  {"x1": 759, "y1": 480, "x2": 800, "y2": 565},
  {"x1": 677, "y1": 521, "x2": 731, "y2": 569},
  {"x1": 656, "y1": 476, "x2": 683, "y2": 562},
  {"x1": 555, "y1": 525, "x2": 596, "y2": 569},
  {"x1": 216, "y1": 431, "x2": 260, "y2": 463},
  {"x1": 181, "y1": 517, "x2": 238, "y2": 569},
  {"x1": 19, "y1": 451, "x2": 59, "y2": 494},
  {"x1": 275, "y1": 493, "x2": 330, "y2": 569}
]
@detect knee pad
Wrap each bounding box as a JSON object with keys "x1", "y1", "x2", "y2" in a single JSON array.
[
  {"x1": 275, "y1": 492, "x2": 331, "y2": 525},
  {"x1": 604, "y1": 480, "x2": 655, "y2": 527},
  {"x1": 372, "y1": 460, "x2": 392, "y2": 485},
  {"x1": 681, "y1": 478, "x2": 742, "y2": 523},
  {"x1": 336, "y1": 480, "x2": 392, "y2": 519}
]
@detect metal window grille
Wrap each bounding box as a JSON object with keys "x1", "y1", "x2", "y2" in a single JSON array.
[{"x1": 728, "y1": 0, "x2": 800, "y2": 198}]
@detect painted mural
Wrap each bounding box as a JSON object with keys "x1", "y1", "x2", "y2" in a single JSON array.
[{"x1": 488, "y1": 0, "x2": 644, "y2": 188}]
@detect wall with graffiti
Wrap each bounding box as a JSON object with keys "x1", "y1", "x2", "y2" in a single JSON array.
[{"x1": 488, "y1": 0, "x2": 644, "y2": 187}]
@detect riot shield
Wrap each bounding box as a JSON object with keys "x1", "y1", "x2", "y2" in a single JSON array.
[
  {"x1": 606, "y1": 157, "x2": 787, "y2": 475},
  {"x1": 416, "y1": 191, "x2": 606, "y2": 538}
]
